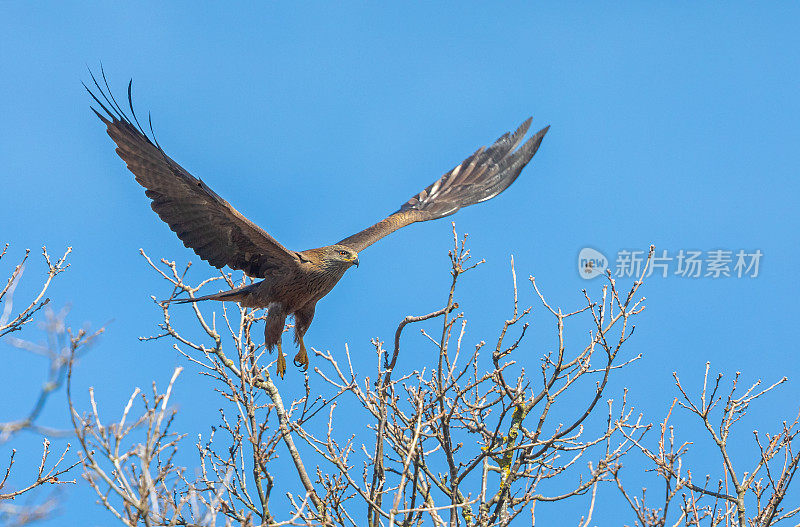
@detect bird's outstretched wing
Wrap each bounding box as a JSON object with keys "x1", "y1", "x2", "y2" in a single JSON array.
[
  {"x1": 337, "y1": 119, "x2": 549, "y2": 253},
  {"x1": 86, "y1": 71, "x2": 300, "y2": 278}
]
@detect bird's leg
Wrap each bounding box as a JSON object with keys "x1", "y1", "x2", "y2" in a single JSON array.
[
  {"x1": 276, "y1": 340, "x2": 287, "y2": 379},
  {"x1": 292, "y1": 304, "x2": 315, "y2": 373},
  {"x1": 293, "y1": 338, "x2": 309, "y2": 372}
]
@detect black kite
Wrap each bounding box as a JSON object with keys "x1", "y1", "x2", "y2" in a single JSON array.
[{"x1": 87, "y1": 74, "x2": 548, "y2": 378}]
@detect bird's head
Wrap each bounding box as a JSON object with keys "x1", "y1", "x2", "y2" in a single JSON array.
[{"x1": 324, "y1": 244, "x2": 360, "y2": 270}]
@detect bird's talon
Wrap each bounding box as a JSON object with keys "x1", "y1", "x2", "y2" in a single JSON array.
[
  {"x1": 276, "y1": 348, "x2": 287, "y2": 379},
  {"x1": 293, "y1": 347, "x2": 309, "y2": 372}
]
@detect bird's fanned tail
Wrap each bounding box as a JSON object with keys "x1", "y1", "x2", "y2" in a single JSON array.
[{"x1": 165, "y1": 283, "x2": 259, "y2": 304}]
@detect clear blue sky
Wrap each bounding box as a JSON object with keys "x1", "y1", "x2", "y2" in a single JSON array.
[{"x1": 2, "y1": 3, "x2": 799, "y2": 524}]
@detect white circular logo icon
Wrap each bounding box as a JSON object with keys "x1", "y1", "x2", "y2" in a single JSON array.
[{"x1": 578, "y1": 248, "x2": 608, "y2": 279}]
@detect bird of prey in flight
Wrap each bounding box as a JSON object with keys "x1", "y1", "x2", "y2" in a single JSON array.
[{"x1": 86, "y1": 72, "x2": 549, "y2": 378}]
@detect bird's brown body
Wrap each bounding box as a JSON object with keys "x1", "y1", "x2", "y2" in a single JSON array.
[
  {"x1": 187, "y1": 245, "x2": 358, "y2": 375},
  {"x1": 87, "y1": 72, "x2": 548, "y2": 378}
]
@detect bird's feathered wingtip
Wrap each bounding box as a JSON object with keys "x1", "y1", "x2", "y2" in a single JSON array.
[
  {"x1": 526, "y1": 123, "x2": 550, "y2": 156},
  {"x1": 399, "y1": 117, "x2": 550, "y2": 216},
  {"x1": 84, "y1": 65, "x2": 126, "y2": 123},
  {"x1": 83, "y1": 65, "x2": 163, "y2": 150}
]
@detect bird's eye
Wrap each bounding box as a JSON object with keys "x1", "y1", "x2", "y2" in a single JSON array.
[{"x1": 339, "y1": 250, "x2": 348, "y2": 256}]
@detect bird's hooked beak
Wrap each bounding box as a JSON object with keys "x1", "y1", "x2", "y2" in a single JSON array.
[{"x1": 353, "y1": 256, "x2": 360, "y2": 268}]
